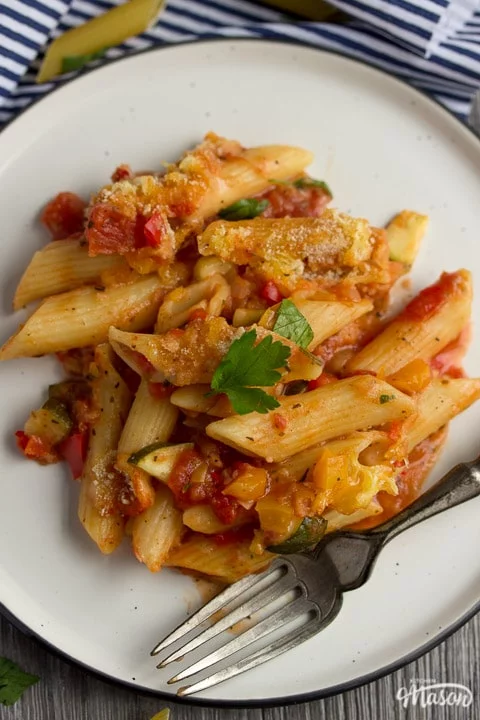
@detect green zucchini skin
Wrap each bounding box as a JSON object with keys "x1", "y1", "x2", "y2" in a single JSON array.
[
  {"x1": 24, "y1": 398, "x2": 73, "y2": 445},
  {"x1": 128, "y1": 442, "x2": 194, "y2": 482},
  {"x1": 267, "y1": 516, "x2": 327, "y2": 554}
]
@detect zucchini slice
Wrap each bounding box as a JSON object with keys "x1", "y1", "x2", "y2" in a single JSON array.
[
  {"x1": 267, "y1": 516, "x2": 327, "y2": 554},
  {"x1": 128, "y1": 442, "x2": 194, "y2": 482},
  {"x1": 24, "y1": 398, "x2": 73, "y2": 445},
  {"x1": 386, "y1": 210, "x2": 428, "y2": 266}
]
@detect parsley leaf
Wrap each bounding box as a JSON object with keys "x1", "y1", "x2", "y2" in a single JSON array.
[
  {"x1": 62, "y1": 49, "x2": 107, "y2": 74},
  {"x1": 273, "y1": 299, "x2": 314, "y2": 349},
  {"x1": 293, "y1": 178, "x2": 332, "y2": 196},
  {"x1": 0, "y1": 657, "x2": 39, "y2": 707},
  {"x1": 210, "y1": 329, "x2": 290, "y2": 414},
  {"x1": 218, "y1": 198, "x2": 269, "y2": 221},
  {"x1": 379, "y1": 394, "x2": 396, "y2": 404}
]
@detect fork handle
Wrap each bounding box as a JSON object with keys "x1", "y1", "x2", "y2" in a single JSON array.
[{"x1": 370, "y1": 455, "x2": 480, "y2": 543}]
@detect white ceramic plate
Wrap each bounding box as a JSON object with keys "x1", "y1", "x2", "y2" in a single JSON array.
[{"x1": 1, "y1": 40, "x2": 480, "y2": 708}]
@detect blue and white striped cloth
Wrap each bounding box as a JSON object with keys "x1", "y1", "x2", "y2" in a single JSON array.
[{"x1": 0, "y1": 0, "x2": 479, "y2": 128}]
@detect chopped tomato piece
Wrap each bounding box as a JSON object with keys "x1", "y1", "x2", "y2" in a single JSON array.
[
  {"x1": 86, "y1": 203, "x2": 137, "y2": 255},
  {"x1": 111, "y1": 164, "x2": 132, "y2": 182},
  {"x1": 189, "y1": 308, "x2": 208, "y2": 322},
  {"x1": 58, "y1": 431, "x2": 88, "y2": 480},
  {"x1": 148, "y1": 382, "x2": 173, "y2": 399},
  {"x1": 144, "y1": 212, "x2": 167, "y2": 248},
  {"x1": 15, "y1": 430, "x2": 58, "y2": 463},
  {"x1": 41, "y1": 192, "x2": 87, "y2": 240},
  {"x1": 272, "y1": 412, "x2": 288, "y2": 431},
  {"x1": 307, "y1": 372, "x2": 337, "y2": 391},
  {"x1": 261, "y1": 184, "x2": 331, "y2": 218},
  {"x1": 15, "y1": 430, "x2": 29, "y2": 451},
  {"x1": 399, "y1": 272, "x2": 463, "y2": 323},
  {"x1": 260, "y1": 280, "x2": 282, "y2": 306}
]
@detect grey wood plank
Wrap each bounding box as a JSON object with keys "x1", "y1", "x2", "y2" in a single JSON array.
[{"x1": 1, "y1": 611, "x2": 478, "y2": 720}]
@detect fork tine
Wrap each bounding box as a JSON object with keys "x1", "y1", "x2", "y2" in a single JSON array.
[
  {"x1": 167, "y1": 595, "x2": 313, "y2": 684},
  {"x1": 158, "y1": 563, "x2": 299, "y2": 667},
  {"x1": 176, "y1": 610, "x2": 334, "y2": 697},
  {"x1": 151, "y1": 559, "x2": 286, "y2": 656}
]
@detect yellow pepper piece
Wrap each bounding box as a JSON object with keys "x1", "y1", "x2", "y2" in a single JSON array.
[{"x1": 37, "y1": 0, "x2": 165, "y2": 83}]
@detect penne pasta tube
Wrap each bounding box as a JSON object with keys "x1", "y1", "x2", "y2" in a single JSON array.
[
  {"x1": 155, "y1": 274, "x2": 230, "y2": 333},
  {"x1": 198, "y1": 212, "x2": 390, "y2": 293},
  {"x1": 260, "y1": 298, "x2": 373, "y2": 350},
  {"x1": 117, "y1": 380, "x2": 179, "y2": 512},
  {"x1": 404, "y1": 377, "x2": 480, "y2": 454},
  {"x1": 109, "y1": 317, "x2": 237, "y2": 385},
  {"x1": 1, "y1": 275, "x2": 164, "y2": 360},
  {"x1": 346, "y1": 270, "x2": 472, "y2": 376},
  {"x1": 78, "y1": 481, "x2": 125, "y2": 556},
  {"x1": 207, "y1": 376, "x2": 415, "y2": 463},
  {"x1": 78, "y1": 345, "x2": 132, "y2": 553},
  {"x1": 118, "y1": 380, "x2": 179, "y2": 454},
  {"x1": 269, "y1": 431, "x2": 389, "y2": 483},
  {"x1": 165, "y1": 534, "x2": 273, "y2": 582},
  {"x1": 193, "y1": 145, "x2": 314, "y2": 221},
  {"x1": 170, "y1": 384, "x2": 234, "y2": 417},
  {"x1": 37, "y1": 0, "x2": 164, "y2": 82},
  {"x1": 13, "y1": 239, "x2": 127, "y2": 309},
  {"x1": 131, "y1": 485, "x2": 184, "y2": 572}
]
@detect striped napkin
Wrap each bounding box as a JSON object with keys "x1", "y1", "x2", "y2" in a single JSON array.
[{"x1": 0, "y1": 0, "x2": 479, "y2": 128}]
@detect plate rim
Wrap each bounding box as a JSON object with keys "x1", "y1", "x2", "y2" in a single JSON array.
[{"x1": 1, "y1": 36, "x2": 479, "y2": 709}]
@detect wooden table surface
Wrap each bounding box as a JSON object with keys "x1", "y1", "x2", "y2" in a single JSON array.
[{"x1": 0, "y1": 610, "x2": 478, "y2": 719}]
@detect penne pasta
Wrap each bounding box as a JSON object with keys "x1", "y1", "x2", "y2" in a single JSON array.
[
  {"x1": 346, "y1": 270, "x2": 472, "y2": 376},
  {"x1": 198, "y1": 212, "x2": 390, "y2": 293},
  {"x1": 269, "y1": 431, "x2": 389, "y2": 483},
  {"x1": 207, "y1": 376, "x2": 415, "y2": 463},
  {"x1": 37, "y1": 0, "x2": 164, "y2": 82},
  {"x1": 13, "y1": 239, "x2": 127, "y2": 309},
  {"x1": 9, "y1": 134, "x2": 480, "y2": 582},
  {"x1": 118, "y1": 380, "x2": 179, "y2": 454},
  {"x1": 109, "y1": 317, "x2": 237, "y2": 385},
  {"x1": 78, "y1": 345, "x2": 132, "y2": 553},
  {"x1": 155, "y1": 274, "x2": 230, "y2": 333},
  {"x1": 403, "y1": 377, "x2": 480, "y2": 454},
  {"x1": 131, "y1": 485, "x2": 184, "y2": 572},
  {"x1": 117, "y1": 380, "x2": 179, "y2": 512},
  {"x1": 1, "y1": 275, "x2": 164, "y2": 359},
  {"x1": 165, "y1": 534, "x2": 273, "y2": 582},
  {"x1": 170, "y1": 384, "x2": 234, "y2": 417},
  {"x1": 260, "y1": 298, "x2": 373, "y2": 350},
  {"x1": 192, "y1": 144, "x2": 314, "y2": 221}
]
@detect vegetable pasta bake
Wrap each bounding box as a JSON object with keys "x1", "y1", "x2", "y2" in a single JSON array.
[{"x1": 2, "y1": 133, "x2": 478, "y2": 582}]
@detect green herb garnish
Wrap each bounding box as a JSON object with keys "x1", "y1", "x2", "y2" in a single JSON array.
[
  {"x1": 62, "y1": 48, "x2": 107, "y2": 74},
  {"x1": 210, "y1": 329, "x2": 290, "y2": 414},
  {"x1": 379, "y1": 394, "x2": 396, "y2": 404},
  {"x1": 0, "y1": 657, "x2": 39, "y2": 707},
  {"x1": 293, "y1": 178, "x2": 332, "y2": 195},
  {"x1": 218, "y1": 198, "x2": 269, "y2": 221},
  {"x1": 273, "y1": 299, "x2": 314, "y2": 349}
]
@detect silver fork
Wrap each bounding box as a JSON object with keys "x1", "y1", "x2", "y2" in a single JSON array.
[{"x1": 151, "y1": 455, "x2": 480, "y2": 696}]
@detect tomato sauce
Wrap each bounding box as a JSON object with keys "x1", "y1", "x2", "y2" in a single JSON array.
[
  {"x1": 399, "y1": 272, "x2": 462, "y2": 323},
  {"x1": 260, "y1": 183, "x2": 331, "y2": 218},
  {"x1": 352, "y1": 428, "x2": 447, "y2": 530},
  {"x1": 41, "y1": 192, "x2": 87, "y2": 240},
  {"x1": 430, "y1": 324, "x2": 470, "y2": 378},
  {"x1": 168, "y1": 448, "x2": 242, "y2": 524}
]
